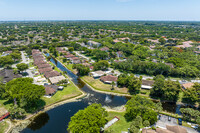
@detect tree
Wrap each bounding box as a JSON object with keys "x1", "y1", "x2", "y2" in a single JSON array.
[
  {"x1": 143, "y1": 120, "x2": 150, "y2": 127},
  {"x1": 9, "y1": 104, "x2": 26, "y2": 119},
  {"x1": 111, "y1": 81, "x2": 115, "y2": 90},
  {"x1": 128, "y1": 75, "x2": 142, "y2": 94},
  {"x1": 68, "y1": 47, "x2": 74, "y2": 53},
  {"x1": 4, "y1": 78, "x2": 45, "y2": 107},
  {"x1": 155, "y1": 102, "x2": 163, "y2": 113},
  {"x1": 0, "y1": 56, "x2": 14, "y2": 66},
  {"x1": 94, "y1": 60, "x2": 109, "y2": 71},
  {"x1": 150, "y1": 75, "x2": 165, "y2": 98},
  {"x1": 125, "y1": 95, "x2": 157, "y2": 125},
  {"x1": 63, "y1": 58, "x2": 67, "y2": 63},
  {"x1": 0, "y1": 81, "x2": 5, "y2": 98},
  {"x1": 68, "y1": 103, "x2": 108, "y2": 133},
  {"x1": 159, "y1": 37, "x2": 166, "y2": 45},
  {"x1": 162, "y1": 80, "x2": 181, "y2": 101},
  {"x1": 16, "y1": 63, "x2": 28, "y2": 72},
  {"x1": 196, "y1": 117, "x2": 200, "y2": 124},
  {"x1": 130, "y1": 124, "x2": 139, "y2": 133},
  {"x1": 73, "y1": 64, "x2": 90, "y2": 76},
  {"x1": 182, "y1": 83, "x2": 200, "y2": 105}
]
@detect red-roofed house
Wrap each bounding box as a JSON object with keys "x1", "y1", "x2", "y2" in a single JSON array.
[{"x1": 100, "y1": 75, "x2": 118, "y2": 84}]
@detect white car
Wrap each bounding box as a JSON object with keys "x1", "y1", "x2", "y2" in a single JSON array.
[{"x1": 191, "y1": 125, "x2": 198, "y2": 129}]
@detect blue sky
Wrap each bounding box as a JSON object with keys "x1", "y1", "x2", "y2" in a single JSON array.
[{"x1": 0, "y1": 0, "x2": 200, "y2": 21}]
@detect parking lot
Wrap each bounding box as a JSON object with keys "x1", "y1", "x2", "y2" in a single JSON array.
[{"x1": 156, "y1": 115, "x2": 199, "y2": 133}]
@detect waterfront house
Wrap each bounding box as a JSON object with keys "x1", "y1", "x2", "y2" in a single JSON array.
[
  {"x1": 37, "y1": 63, "x2": 51, "y2": 69},
  {"x1": 141, "y1": 80, "x2": 154, "y2": 90},
  {"x1": 38, "y1": 67, "x2": 53, "y2": 74},
  {"x1": 44, "y1": 70, "x2": 61, "y2": 79},
  {"x1": 90, "y1": 70, "x2": 105, "y2": 78},
  {"x1": 49, "y1": 75, "x2": 67, "y2": 84},
  {"x1": 100, "y1": 75, "x2": 118, "y2": 84},
  {"x1": 44, "y1": 85, "x2": 58, "y2": 96}
]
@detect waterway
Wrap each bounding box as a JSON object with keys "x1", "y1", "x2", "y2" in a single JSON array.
[
  {"x1": 22, "y1": 53, "x2": 184, "y2": 133},
  {"x1": 22, "y1": 53, "x2": 130, "y2": 133}
]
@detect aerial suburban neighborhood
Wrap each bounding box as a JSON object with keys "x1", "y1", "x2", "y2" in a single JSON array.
[{"x1": 1, "y1": 1, "x2": 200, "y2": 133}]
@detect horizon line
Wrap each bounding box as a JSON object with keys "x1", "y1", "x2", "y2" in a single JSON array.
[{"x1": 0, "y1": 19, "x2": 200, "y2": 22}]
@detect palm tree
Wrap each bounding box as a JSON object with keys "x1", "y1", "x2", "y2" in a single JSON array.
[{"x1": 111, "y1": 81, "x2": 115, "y2": 90}]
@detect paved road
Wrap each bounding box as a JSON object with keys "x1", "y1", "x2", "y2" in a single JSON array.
[
  {"x1": 156, "y1": 115, "x2": 198, "y2": 133},
  {"x1": 20, "y1": 51, "x2": 34, "y2": 79}
]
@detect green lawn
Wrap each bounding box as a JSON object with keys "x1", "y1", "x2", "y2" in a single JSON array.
[
  {"x1": 42, "y1": 81, "x2": 82, "y2": 106},
  {"x1": 106, "y1": 111, "x2": 130, "y2": 133},
  {"x1": 0, "y1": 99, "x2": 12, "y2": 112},
  {"x1": 81, "y1": 76, "x2": 129, "y2": 94},
  {"x1": 0, "y1": 121, "x2": 9, "y2": 133},
  {"x1": 28, "y1": 62, "x2": 35, "y2": 68}
]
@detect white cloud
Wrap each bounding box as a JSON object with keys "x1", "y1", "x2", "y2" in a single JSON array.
[{"x1": 116, "y1": 0, "x2": 133, "y2": 2}]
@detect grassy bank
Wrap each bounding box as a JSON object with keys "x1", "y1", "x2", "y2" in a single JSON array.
[
  {"x1": 42, "y1": 81, "x2": 82, "y2": 106},
  {"x1": 81, "y1": 76, "x2": 129, "y2": 95},
  {"x1": 106, "y1": 111, "x2": 130, "y2": 133},
  {"x1": 0, "y1": 121, "x2": 9, "y2": 133}
]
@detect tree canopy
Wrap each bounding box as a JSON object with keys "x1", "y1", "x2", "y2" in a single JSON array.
[{"x1": 68, "y1": 103, "x2": 108, "y2": 133}]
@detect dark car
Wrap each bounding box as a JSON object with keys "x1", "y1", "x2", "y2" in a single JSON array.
[
  {"x1": 158, "y1": 115, "x2": 161, "y2": 120},
  {"x1": 178, "y1": 118, "x2": 182, "y2": 125},
  {"x1": 168, "y1": 116, "x2": 171, "y2": 121}
]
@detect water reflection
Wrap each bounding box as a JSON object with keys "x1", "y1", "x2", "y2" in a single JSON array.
[{"x1": 27, "y1": 113, "x2": 49, "y2": 131}]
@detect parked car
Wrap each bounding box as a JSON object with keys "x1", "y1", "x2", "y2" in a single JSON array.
[
  {"x1": 158, "y1": 115, "x2": 161, "y2": 120},
  {"x1": 191, "y1": 125, "x2": 198, "y2": 129},
  {"x1": 168, "y1": 116, "x2": 171, "y2": 121},
  {"x1": 178, "y1": 118, "x2": 182, "y2": 125}
]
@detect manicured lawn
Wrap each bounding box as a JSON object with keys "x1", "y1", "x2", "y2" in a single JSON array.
[
  {"x1": 42, "y1": 82, "x2": 82, "y2": 106},
  {"x1": 0, "y1": 121, "x2": 9, "y2": 133},
  {"x1": 81, "y1": 76, "x2": 129, "y2": 94},
  {"x1": 106, "y1": 111, "x2": 130, "y2": 133},
  {"x1": 140, "y1": 89, "x2": 150, "y2": 97}
]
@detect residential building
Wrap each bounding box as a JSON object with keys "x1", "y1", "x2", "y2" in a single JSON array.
[
  {"x1": 49, "y1": 75, "x2": 67, "y2": 84},
  {"x1": 90, "y1": 70, "x2": 105, "y2": 78},
  {"x1": 141, "y1": 80, "x2": 154, "y2": 90},
  {"x1": 100, "y1": 75, "x2": 118, "y2": 84},
  {"x1": 0, "y1": 69, "x2": 22, "y2": 83},
  {"x1": 87, "y1": 41, "x2": 101, "y2": 47},
  {"x1": 182, "y1": 82, "x2": 194, "y2": 89}
]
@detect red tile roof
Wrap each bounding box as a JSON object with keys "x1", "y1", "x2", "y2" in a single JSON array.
[
  {"x1": 39, "y1": 67, "x2": 53, "y2": 74},
  {"x1": 44, "y1": 70, "x2": 61, "y2": 78},
  {"x1": 100, "y1": 75, "x2": 118, "y2": 82}
]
